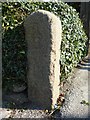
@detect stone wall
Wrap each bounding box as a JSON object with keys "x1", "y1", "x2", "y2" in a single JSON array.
[{"x1": 24, "y1": 10, "x2": 62, "y2": 109}]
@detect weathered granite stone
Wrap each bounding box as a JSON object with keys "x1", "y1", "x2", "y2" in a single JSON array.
[{"x1": 24, "y1": 10, "x2": 62, "y2": 109}]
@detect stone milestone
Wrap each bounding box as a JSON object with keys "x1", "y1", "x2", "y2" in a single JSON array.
[{"x1": 24, "y1": 10, "x2": 62, "y2": 109}]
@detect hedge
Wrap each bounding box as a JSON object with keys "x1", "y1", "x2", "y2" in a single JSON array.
[{"x1": 2, "y1": 2, "x2": 88, "y2": 89}]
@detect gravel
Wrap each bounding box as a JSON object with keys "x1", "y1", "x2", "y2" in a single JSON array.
[
  {"x1": 59, "y1": 61, "x2": 90, "y2": 118},
  {"x1": 1, "y1": 60, "x2": 90, "y2": 119}
]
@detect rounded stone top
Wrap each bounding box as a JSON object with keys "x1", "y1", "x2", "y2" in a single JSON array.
[
  {"x1": 24, "y1": 9, "x2": 61, "y2": 25},
  {"x1": 31, "y1": 9, "x2": 58, "y2": 17}
]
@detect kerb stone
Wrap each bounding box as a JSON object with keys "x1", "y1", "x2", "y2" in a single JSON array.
[{"x1": 24, "y1": 10, "x2": 62, "y2": 109}]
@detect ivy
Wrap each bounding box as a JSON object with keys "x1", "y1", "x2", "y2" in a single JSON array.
[{"x1": 2, "y1": 2, "x2": 88, "y2": 88}]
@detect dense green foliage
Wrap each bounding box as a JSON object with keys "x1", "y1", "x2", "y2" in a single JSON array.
[
  {"x1": 2, "y1": 2, "x2": 88, "y2": 88},
  {"x1": 67, "y1": 2, "x2": 81, "y2": 13}
]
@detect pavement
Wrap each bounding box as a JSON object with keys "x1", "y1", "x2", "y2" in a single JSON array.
[
  {"x1": 1, "y1": 60, "x2": 90, "y2": 119},
  {"x1": 55, "y1": 60, "x2": 90, "y2": 119}
]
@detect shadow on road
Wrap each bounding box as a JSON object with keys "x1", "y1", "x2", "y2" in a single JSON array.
[{"x1": 77, "y1": 60, "x2": 90, "y2": 71}]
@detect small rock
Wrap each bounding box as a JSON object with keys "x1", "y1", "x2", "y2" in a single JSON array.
[{"x1": 13, "y1": 83, "x2": 27, "y2": 93}]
